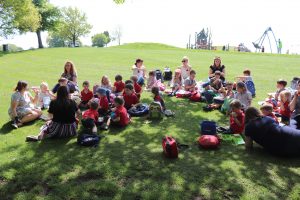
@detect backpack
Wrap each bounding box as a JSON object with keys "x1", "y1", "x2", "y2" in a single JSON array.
[
  {"x1": 189, "y1": 92, "x2": 202, "y2": 102},
  {"x1": 155, "y1": 69, "x2": 164, "y2": 82},
  {"x1": 162, "y1": 136, "x2": 179, "y2": 158},
  {"x1": 245, "y1": 81, "x2": 256, "y2": 97},
  {"x1": 198, "y1": 135, "x2": 220, "y2": 149},
  {"x1": 148, "y1": 101, "x2": 163, "y2": 119},
  {"x1": 221, "y1": 98, "x2": 233, "y2": 114},
  {"x1": 176, "y1": 90, "x2": 191, "y2": 98},
  {"x1": 200, "y1": 120, "x2": 217, "y2": 135},
  {"x1": 128, "y1": 104, "x2": 149, "y2": 117},
  {"x1": 163, "y1": 67, "x2": 173, "y2": 81},
  {"x1": 77, "y1": 133, "x2": 100, "y2": 147}
]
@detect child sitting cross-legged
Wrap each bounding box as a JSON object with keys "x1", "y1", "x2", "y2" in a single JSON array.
[
  {"x1": 79, "y1": 81, "x2": 93, "y2": 109},
  {"x1": 152, "y1": 86, "x2": 166, "y2": 111},
  {"x1": 131, "y1": 75, "x2": 142, "y2": 100},
  {"x1": 112, "y1": 74, "x2": 125, "y2": 95},
  {"x1": 223, "y1": 99, "x2": 245, "y2": 134},
  {"x1": 203, "y1": 82, "x2": 234, "y2": 111},
  {"x1": 260, "y1": 103, "x2": 279, "y2": 124},
  {"x1": 209, "y1": 70, "x2": 223, "y2": 93},
  {"x1": 184, "y1": 70, "x2": 197, "y2": 92},
  {"x1": 31, "y1": 82, "x2": 55, "y2": 109},
  {"x1": 236, "y1": 69, "x2": 253, "y2": 83},
  {"x1": 234, "y1": 82, "x2": 252, "y2": 110},
  {"x1": 103, "y1": 97, "x2": 130, "y2": 130},
  {"x1": 81, "y1": 99, "x2": 99, "y2": 134},
  {"x1": 123, "y1": 83, "x2": 140, "y2": 110},
  {"x1": 279, "y1": 90, "x2": 292, "y2": 124},
  {"x1": 169, "y1": 69, "x2": 182, "y2": 96},
  {"x1": 95, "y1": 88, "x2": 110, "y2": 116}
]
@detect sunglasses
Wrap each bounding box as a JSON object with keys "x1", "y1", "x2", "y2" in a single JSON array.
[{"x1": 182, "y1": 60, "x2": 187, "y2": 63}]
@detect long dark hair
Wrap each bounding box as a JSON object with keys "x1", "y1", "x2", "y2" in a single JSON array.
[
  {"x1": 56, "y1": 86, "x2": 70, "y2": 106},
  {"x1": 15, "y1": 80, "x2": 28, "y2": 92},
  {"x1": 245, "y1": 107, "x2": 262, "y2": 124}
]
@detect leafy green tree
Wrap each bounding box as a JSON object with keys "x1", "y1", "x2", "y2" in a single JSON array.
[
  {"x1": 91, "y1": 32, "x2": 110, "y2": 47},
  {"x1": 32, "y1": 0, "x2": 61, "y2": 48},
  {"x1": 0, "y1": 0, "x2": 40, "y2": 37},
  {"x1": 46, "y1": 32, "x2": 65, "y2": 48},
  {"x1": 57, "y1": 7, "x2": 92, "y2": 47}
]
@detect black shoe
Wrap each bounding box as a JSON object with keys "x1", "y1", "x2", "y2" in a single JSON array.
[
  {"x1": 100, "y1": 124, "x2": 109, "y2": 130},
  {"x1": 26, "y1": 136, "x2": 39, "y2": 142},
  {"x1": 12, "y1": 122, "x2": 18, "y2": 129},
  {"x1": 203, "y1": 105, "x2": 213, "y2": 112}
]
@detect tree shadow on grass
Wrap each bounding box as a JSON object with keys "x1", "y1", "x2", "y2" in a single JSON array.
[{"x1": 0, "y1": 95, "x2": 300, "y2": 199}]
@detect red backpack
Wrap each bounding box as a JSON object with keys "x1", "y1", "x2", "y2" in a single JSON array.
[
  {"x1": 162, "y1": 136, "x2": 179, "y2": 158},
  {"x1": 189, "y1": 91, "x2": 202, "y2": 102},
  {"x1": 198, "y1": 135, "x2": 220, "y2": 149}
]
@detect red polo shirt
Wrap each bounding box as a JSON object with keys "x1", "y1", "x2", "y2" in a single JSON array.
[
  {"x1": 114, "y1": 81, "x2": 125, "y2": 93},
  {"x1": 115, "y1": 105, "x2": 130, "y2": 126},
  {"x1": 81, "y1": 89, "x2": 93, "y2": 102},
  {"x1": 230, "y1": 110, "x2": 245, "y2": 134},
  {"x1": 123, "y1": 93, "x2": 139, "y2": 109}
]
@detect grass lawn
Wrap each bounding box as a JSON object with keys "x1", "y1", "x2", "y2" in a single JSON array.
[{"x1": 0, "y1": 43, "x2": 300, "y2": 200}]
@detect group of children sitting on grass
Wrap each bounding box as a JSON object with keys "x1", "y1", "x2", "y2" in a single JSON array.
[{"x1": 22, "y1": 56, "x2": 297, "y2": 139}]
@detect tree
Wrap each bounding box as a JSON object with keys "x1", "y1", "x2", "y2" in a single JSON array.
[
  {"x1": 46, "y1": 32, "x2": 65, "y2": 48},
  {"x1": 112, "y1": 25, "x2": 122, "y2": 45},
  {"x1": 91, "y1": 32, "x2": 111, "y2": 47},
  {"x1": 32, "y1": 0, "x2": 61, "y2": 48},
  {"x1": 57, "y1": 7, "x2": 92, "y2": 47},
  {"x1": 0, "y1": 0, "x2": 40, "y2": 38}
]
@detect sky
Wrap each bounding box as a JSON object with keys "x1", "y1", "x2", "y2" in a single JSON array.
[{"x1": 1, "y1": 0, "x2": 300, "y2": 53}]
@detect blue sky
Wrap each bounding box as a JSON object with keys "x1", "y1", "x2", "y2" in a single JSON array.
[{"x1": 2, "y1": 0, "x2": 300, "y2": 53}]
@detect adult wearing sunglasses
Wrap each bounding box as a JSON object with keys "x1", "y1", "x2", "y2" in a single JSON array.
[{"x1": 180, "y1": 56, "x2": 192, "y2": 81}]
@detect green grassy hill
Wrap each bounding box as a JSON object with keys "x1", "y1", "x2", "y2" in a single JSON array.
[{"x1": 0, "y1": 43, "x2": 300, "y2": 199}]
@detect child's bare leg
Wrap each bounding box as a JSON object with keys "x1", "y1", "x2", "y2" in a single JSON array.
[{"x1": 92, "y1": 125, "x2": 97, "y2": 133}]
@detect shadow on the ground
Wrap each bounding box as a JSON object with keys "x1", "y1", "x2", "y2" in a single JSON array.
[{"x1": 0, "y1": 95, "x2": 300, "y2": 199}]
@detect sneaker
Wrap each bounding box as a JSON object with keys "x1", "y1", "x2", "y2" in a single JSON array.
[
  {"x1": 100, "y1": 124, "x2": 109, "y2": 130},
  {"x1": 26, "y1": 136, "x2": 39, "y2": 142},
  {"x1": 12, "y1": 122, "x2": 18, "y2": 129},
  {"x1": 203, "y1": 105, "x2": 213, "y2": 112}
]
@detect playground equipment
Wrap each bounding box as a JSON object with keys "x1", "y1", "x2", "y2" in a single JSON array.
[
  {"x1": 188, "y1": 28, "x2": 215, "y2": 50},
  {"x1": 252, "y1": 27, "x2": 280, "y2": 53}
]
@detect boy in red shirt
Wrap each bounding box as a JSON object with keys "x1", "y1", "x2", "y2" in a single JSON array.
[
  {"x1": 112, "y1": 74, "x2": 125, "y2": 95},
  {"x1": 123, "y1": 84, "x2": 139, "y2": 110},
  {"x1": 95, "y1": 88, "x2": 110, "y2": 116},
  {"x1": 103, "y1": 97, "x2": 130, "y2": 130},
  {"x1": 224, "y1": 99, "x2": 245, "y2": 134},
  {"x1": 260, "y1": 103, "x2": 279, "y2": 124},
  {"x1": 152, "y1": 86, "x2": 166, "y2": 110},
  {"x1": 131, "y1": 75, "x2": 142, "y2": 100},
  {"x1": 81, "y1": 99, "x2": 99, "y2": 133},
  {"x1": 79, "y1": 81, "x2": 93, "y2": 109}
]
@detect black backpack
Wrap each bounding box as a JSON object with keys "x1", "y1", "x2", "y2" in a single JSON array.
[
  {"x1": 163, "y1": 67, "x2": 172, "y2": 81},
  {"x1": 77, "y1": 133, "x2": 100, "y2": 147},
  {"x1": 155, "y1": 69, "x2": 163, "y2": 82}
]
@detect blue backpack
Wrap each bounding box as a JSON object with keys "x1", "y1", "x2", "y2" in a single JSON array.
[
  {"x1": 128, "y1": 104, "x2": 149, "y2": 117},
  {"x1": 77, "y1": 133, "x2": 100, "y2": 147},
  {"x1": 200, "y1": 121, "x2": 217, "y2": 135},
  {"x1": 245, "y1": 81, "x2": 256, "y2": 97}
]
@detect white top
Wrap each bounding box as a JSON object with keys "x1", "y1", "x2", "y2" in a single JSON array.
[
  {"x1": 180, "y1": 65, "x2": 192, "y2": 80},
  {"x1": 132, "y1": 65, "x2": 146, "y2": 79},
  {"x1": 234, "y1": 91, "x2": 252, "y2": 109}
]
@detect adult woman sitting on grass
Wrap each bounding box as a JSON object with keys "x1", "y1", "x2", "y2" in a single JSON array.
[
  {"x1": 9, "y1": 81, "x2": 42, "y2": 129},
  {"x1": 209, "y1": 56, "x2": 226, "y2": 82},
  {"x1": 244, "y1": 107, "x2": 300, "y2": 156},
  {"x1": 26, "y1": 86, "x2": 81, "y2": 142},
  {"x1": 52, "y1": 61, "x2": 78, "y2": 93},
  {"x1": 132, "y1": 58, "x2": 147, "y2": 86}
]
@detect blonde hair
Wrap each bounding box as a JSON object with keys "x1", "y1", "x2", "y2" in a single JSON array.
[
  {"x1": 101, "y1": 75, "x2": 111, "y2": 85},
  {"x1": 40, "y1": 82, "x2": 49, "y2": 89},
  {"x1": 260, "y1": 103, "x2": 273, "y2": 112},
  {"x1": 280, "y1": 90, "x2": 292, "y2": 102}
]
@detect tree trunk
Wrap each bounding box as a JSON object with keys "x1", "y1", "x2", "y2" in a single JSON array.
[
  {"x1": 72, "y1": 35, "x2": 76, "y2": 47},
  {"x1": 36, "y1": 30, "x2": 43, "y2": 48}
]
